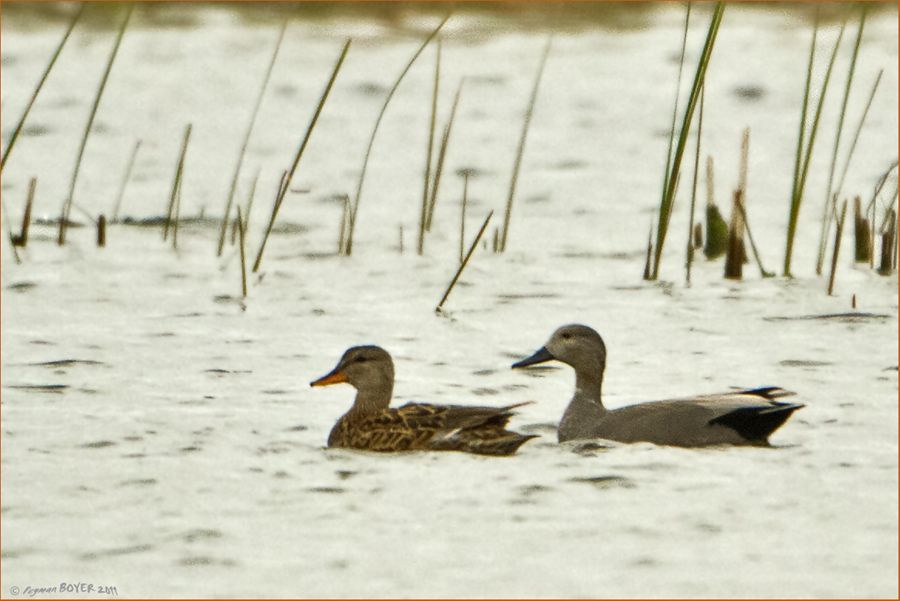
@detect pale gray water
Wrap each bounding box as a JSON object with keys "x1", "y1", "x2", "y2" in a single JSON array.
[{"x1": 1, "y1": 3, "x2": 898, "y2": 598}]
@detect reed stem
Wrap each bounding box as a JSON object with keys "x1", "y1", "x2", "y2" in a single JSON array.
[
  {"x1": 111, "y1": 139, "x2": 141, "y2": 222},
  {"x1": 217, "y1": 21, "x2": 287, "y2": 257},
  {"x1": 237, "y1": 205, "x2": 248, "y2": 298},
  {"x1": 257, "y1": 38, "x2": 351, "y2": 268},
  {"x1": 163, "y1": 124, "x2": 192, "y2": 241},
  {"x1": 2, "y1": 199, "x2": 22, "y2": 264},
  {"x1": 650, "y1": 2, "x2": 725, "y2": 279},
  {"x1": 784, "y1": 19, "x2": 846, "y2": 276},
  {"x1": 59, "y1": 4, "x2": 133, "y2": 246},
  {"x1": 436, "y1": 210, "x2": 493, "y2": 312},
  {"x1": 14, "y1": 177, "x2": 36, "y2": 247},
  {"x1": 499, "y1": 35, "x2": 551, "y2": 253},
  {"x1": 827, "y1": 199, "x2": 848, "y2": 294},
  {"x1": 418, "y1": 40, "x2": 441, "y2": 255},
  {"x1": 345, "y1": 16, "x2": 449, "y2": 255},
  {"x1": 815, "y1": 8, "x2": 866, "y2": 275},
  {"x1": 252, "y1": 170, "x2": 289, "y2": 273},
  {"x1": 685, "y1": 85, "x2": 704, "y2": 284},
  {"x1": 0, "y1": 4, "x2": 83, "y2": 173},
  {"x1": 425, "y1": 77, "x2": 464, "y2": 232}
]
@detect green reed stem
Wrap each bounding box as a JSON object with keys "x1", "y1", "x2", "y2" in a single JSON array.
[
  {"x1": 784, "y1": 19, "x2": 845, "y2": 276},
  {"x1": 815, "y1": 8, "x2": 866, "y2": 275},
  {"x1": 650, "y1": 2, "x2": 724, "y2": 280}
]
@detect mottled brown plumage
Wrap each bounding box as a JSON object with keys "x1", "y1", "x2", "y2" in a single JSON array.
[{"x1": 311, "y1": 346, "x2": 536, "y2": 455}]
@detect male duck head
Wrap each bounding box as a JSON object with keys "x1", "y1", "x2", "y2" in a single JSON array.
[{"x1": 512, "y1": 324, "x2": 607, "y2": 374}]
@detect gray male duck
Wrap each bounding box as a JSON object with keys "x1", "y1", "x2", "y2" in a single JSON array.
[{"x1": 513, "y1": 324, "x2": 803, "y2": 447}]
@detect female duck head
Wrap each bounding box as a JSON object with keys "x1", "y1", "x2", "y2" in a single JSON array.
[
  {"x1": 512, "y1": 324, "x2": 607, "y2": 375},
  {"x1": 310, "y1": 345, "x2": 395, "y2": 406}
]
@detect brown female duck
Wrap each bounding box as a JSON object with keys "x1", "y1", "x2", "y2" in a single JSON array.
[{"x1": 310, "y1": 345, "x2": 536, "y2": 455}]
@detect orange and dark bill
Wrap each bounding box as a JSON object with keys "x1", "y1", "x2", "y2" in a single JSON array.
[{"x1": 310, "y1": 368, "x2": 348, "y2": 387}]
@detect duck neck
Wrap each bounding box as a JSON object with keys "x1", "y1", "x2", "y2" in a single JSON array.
[
  {"x1": 349, "y1": 381, "x2": 393, "y2": 416},
  {"x1": 574, "y1": 359, "x2": 605, "y2": 409},
  {"x1": 559, "y1": 360, "x2": 606, "y2": 442}
]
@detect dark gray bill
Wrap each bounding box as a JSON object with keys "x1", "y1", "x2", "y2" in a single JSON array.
[{"x1": 512, "y1": 346, "x2": 554, "y2": 368}]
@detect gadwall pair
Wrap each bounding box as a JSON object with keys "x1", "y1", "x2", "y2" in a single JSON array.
[{"x1": 310, "y1": 324, "x2": 803, "y2": 454}]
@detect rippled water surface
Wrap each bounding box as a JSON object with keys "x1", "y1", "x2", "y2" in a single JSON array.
[{"x1": 1, "y1": 3, "x2": 898, "y2": 598}]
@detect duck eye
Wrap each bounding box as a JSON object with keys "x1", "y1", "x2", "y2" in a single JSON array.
[
  {"x1": 561, "y1": 333, "x2": 572, "y2": 340},
  {"x1": 355, "y1": 356, "x2": 368, "y2": 363}
]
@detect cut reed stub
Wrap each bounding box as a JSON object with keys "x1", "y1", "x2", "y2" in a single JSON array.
[
  {"x1": 642, "y1": 220, "x2": 653, "y2": 281},
  {"x1": 12, "y1": 177, "x2": 36, "y2": 247},
  {"x1": 97, "y1": 215, "x2": 106, "y2": 248},
  {"x1": 878, "y1": 209, "x2": 896, "y2": 276},
  {"x1": 724, "y1": 190, "x2": 746, "y2": 280},
  {"x1": 853, "y1": 196, "x2": 871, "y2": 263}
]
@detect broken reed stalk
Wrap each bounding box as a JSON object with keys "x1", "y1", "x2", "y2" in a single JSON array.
[
  {"x1": 345, "y1": 16, "x2": 449, "y2": 256},
  {"x1": 732, "y1": 191, "x2": 774, "y2": 278},
  {"x1": 436, "y1": 210, "x2": 492, "y2": 312},
  {"x1": 256, "y1": 39, "x2": 351, "y2": 269},
  {"x1": 58, "y1": 4, "x2": 133, "y2": 246},
  {"x1": 398, "y1": 224, "x2": 404, "y2": 254},
  {"x1": 418, "y1": 40, "x2": 441, "y2": 255},
  {"x1": 237, "y1": 205, "x2": 248, "y2": 298},
  {"x1": 337, "y1": 194, "x2": 350, "y2": 255},
  {"x1": 252, "y1": 170, "x2": 288, "y2": 272},
  {"x1": 853, "y1": 195, "x2": 871, "y2": 262},
  {"x1": 650, "y1": 2, "x2": 725, "y2": 280},
  {"x1": 0, "y1": 4, "x2": 83, "y2": 173},
  {"x1": 14, "y1": 177, "x2": 36, "y2": 247},
  {"x1": 459, "y1": 170, "x2": 469, "y2": 264},
  {"x1": 217, "y1": 21, "x2": 287, "y2": 257},
  {"x1": 827, "y1": 199, "x2": 848, "y2": 295},
  {"x1": 704, "y1": 156, "x2": 727, "y2": 259},
  {"x1": 498, "y1": 36, "x2": 551, "y2": 253},
  {"x1": 110, "y1": 139, "x2": 141, "y2": 222},
  {"x1": 163, "y1": 124, "x2": 192, "y2": 241},
  {"x1": 97, "y1": 214, "x2": 106, "y2": 247},
  {"x1": 1, "y1": 199, "x2": 22, "y2": 264},
  {"x1": 425, "y1": 77, "x2": 464, "y2": 232},
  {"x1": 814, "y1": 8, "x2": 866, "y2": 275},
  {"x1": 783, "y1": 18, "x2": 846, "y2": 276},
  {"x1": 864, "y1": 162, "x2": 898, "y2": 268},
  {"x1": 685, "y1": 85, "x2": 705, "y2": 284}
]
